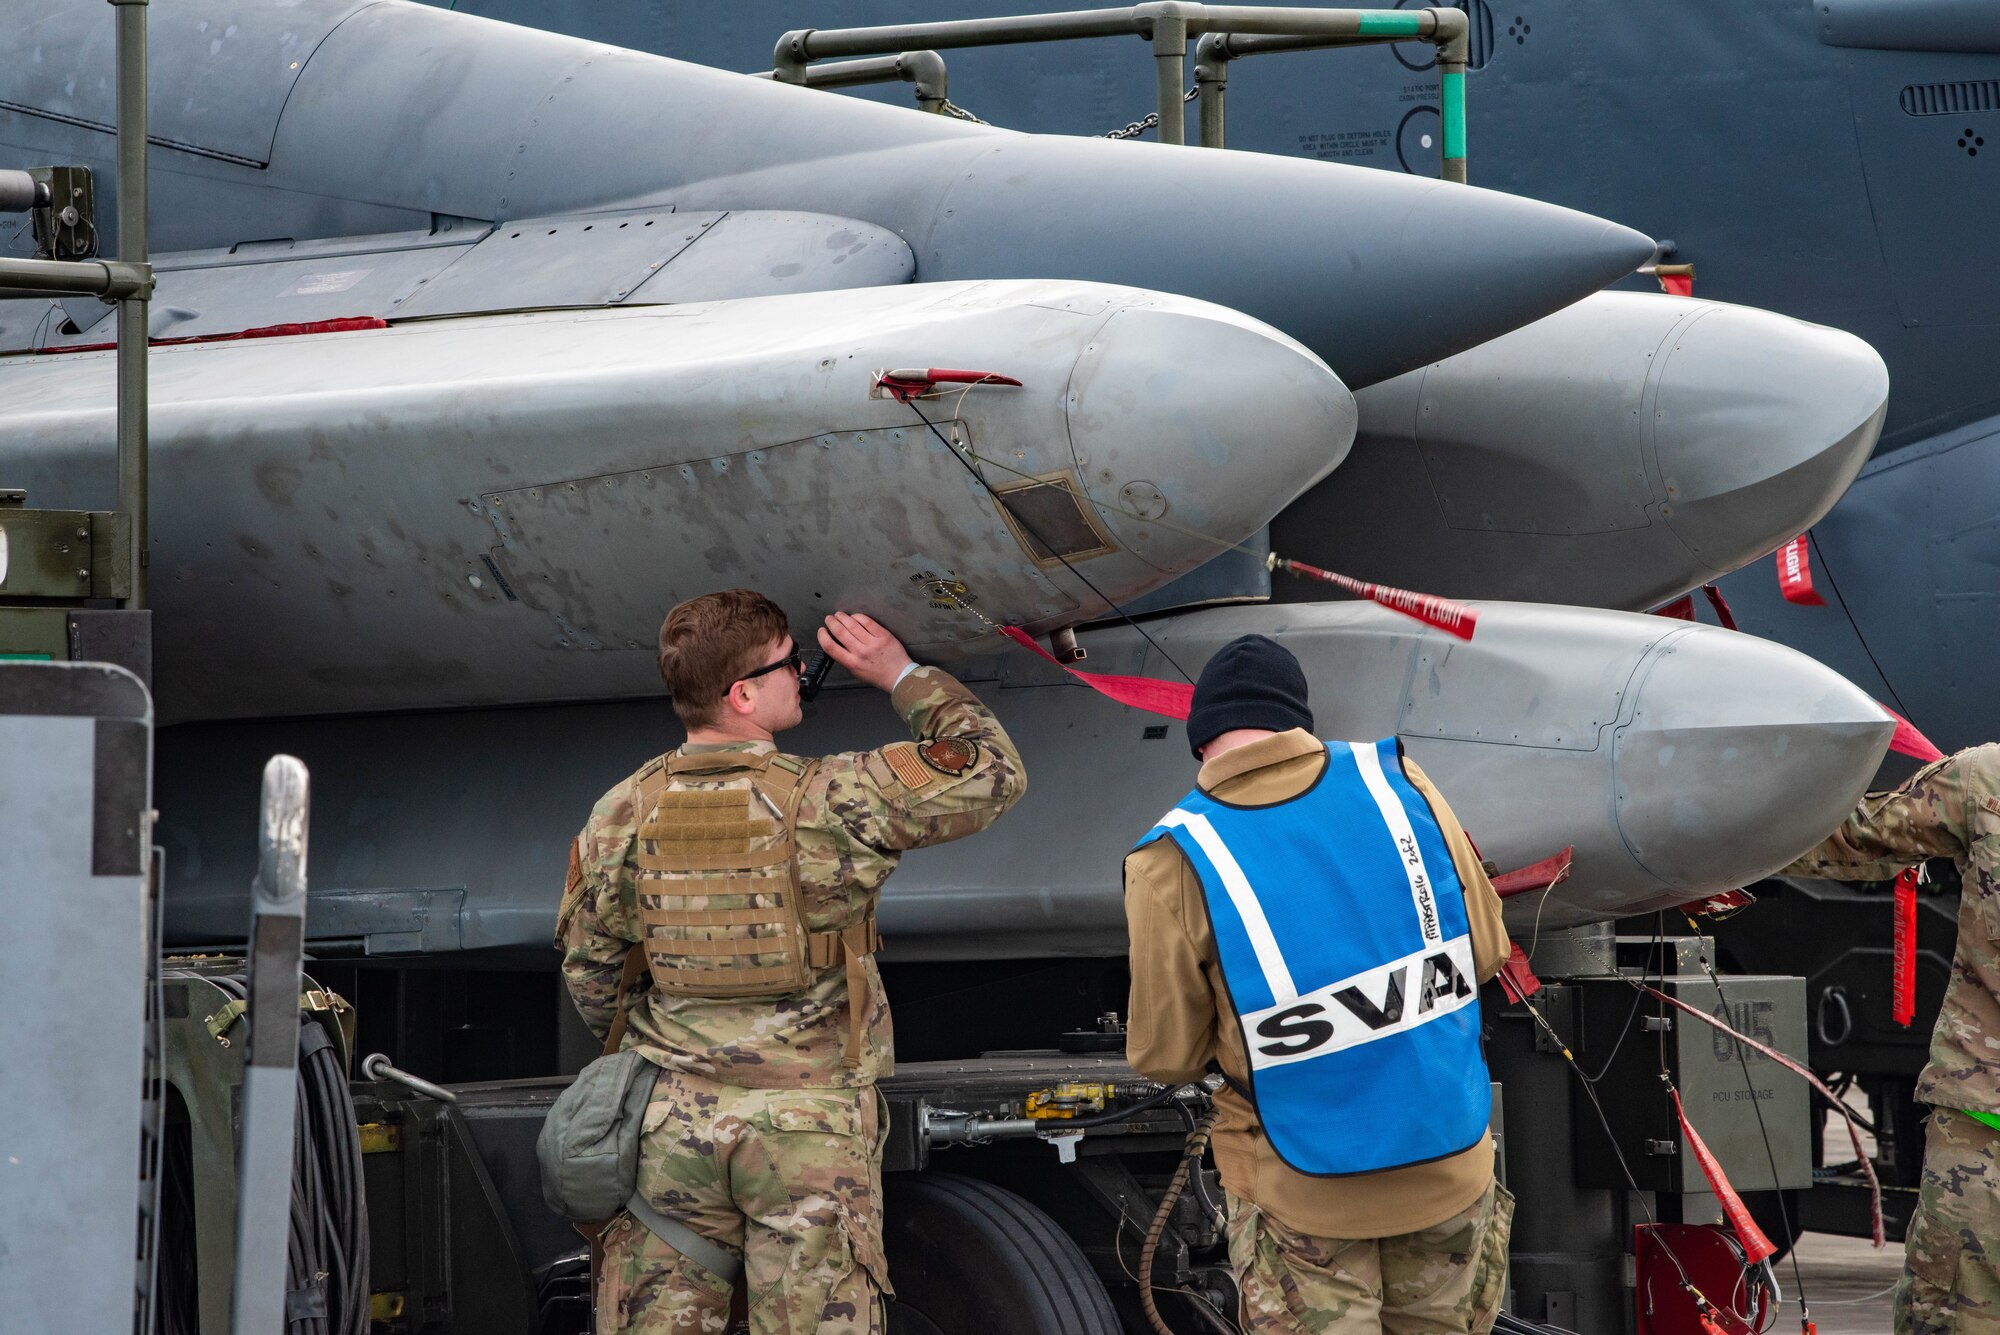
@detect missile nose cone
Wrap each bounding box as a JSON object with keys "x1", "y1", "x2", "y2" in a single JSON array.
[
  {"x1": 928, "y1": 143, "x2": 1655, "y2": 388},
  {"x1": 1653, "y1": 306, "x2": 1889, "y2": 562},
  {"x1": 1594, "y1": 221, "x2": 1661, "y2": 283},
  {"x1": 1064, "y1": 299, "x2": 1355, "y2": 574},
  {"x1": 1612, "y1": 624, "x2": 1893, "y2": 893}
]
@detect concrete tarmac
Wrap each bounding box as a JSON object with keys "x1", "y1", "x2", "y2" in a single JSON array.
[{"x1": 1768, "y1": 1232, "x2": 1901, "y2": 1335}]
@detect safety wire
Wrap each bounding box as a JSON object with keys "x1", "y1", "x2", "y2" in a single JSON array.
[
  {"x1": 917, "y1": 380, "x2": 1273, "y2": 564},
  {"x1": 1623, "y1": 922, "x2": 1781, "y2": 1334},
  {"x1": 1113, "y1": 1202, "x2": 1241, "y2": 1335},
  {"x1": 906, "y1": 379, "x2": 1803, "y2": 1328},
  {"x1": 899, "y1": 394, "x2": 1197, "y2": 682},
  {"x1": 1576, "y1": 920, "x2": 1786, "y2": 1334},
  {"x1": 1807, "y1": 531, "x2": 1918, "y2": 726},
  {"x1": 1509, "y1": 922, "x2": 1732, "y2": 1332},
  {"x1": 899, "y1": 378, "x2": 1479, "y2": 663},
  {"x1": 1622, "y1": 943, "x2": 1886, "y2": 1299},
  {"x1": 1564, "y1": 918, "x2": 1828, "y2": 1335},
  {"x1": 1682, "y1": 912, "x2": 1809, "y2": 1334}
]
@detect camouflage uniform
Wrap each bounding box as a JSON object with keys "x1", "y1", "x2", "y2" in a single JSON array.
[
  {"x1": 560, "y1": 667, "x2": 1026, "y2": 1335},
  {"x1": 1783, "y1": 744, "x2": 2000, "y2": 1335},
  {"x1": 1225, "y1": 1183, "x2": 1514, "y2": 1335},
  {"x1": 596, "y1": 1069, "x2": 891, "y2": 1335}
]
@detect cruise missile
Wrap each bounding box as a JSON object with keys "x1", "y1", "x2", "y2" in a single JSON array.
[
  {"x1": 1275, "y1": 292, "x2": 1890, "y2": 610},
  {"x1": 0, "y1": 279, "x2": 1352, "y2": 722},
  {"x1": 154, "y1": 599, "x2": 1892, "y2": 952},
  {"x1": 0, "y1": 1, "x2": 1899, "y2": 954},
  {"x1": 0, "y1": 0, "x2": 1653, "y2": 390}
]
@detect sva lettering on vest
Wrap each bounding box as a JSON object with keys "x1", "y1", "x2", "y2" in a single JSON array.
[
  {"x1": 1247, "y1": 939, "x2": 1477, "y2": 1067},
  {"x1": 1142, "y1": 738, "x2": 1492, "y2": 1175}
]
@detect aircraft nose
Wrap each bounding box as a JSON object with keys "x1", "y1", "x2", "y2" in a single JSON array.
[
  {"x1": 1652, "y1": 305, "x2": 1889, "y2": 565},
  {"x1": 1612, "y1": 622, "x2": 1893, "y2": 892},
  {"x1": 1062, "y1": 299, "x2": 1357, "y2": 575}
]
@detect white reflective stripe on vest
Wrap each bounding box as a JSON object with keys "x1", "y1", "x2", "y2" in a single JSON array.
[
  {"x1": 1157, "y1": 808, "x2": 1299, "y2": 1005},
  {"x1": 1349, "y1": 741, "x2": 1445, "y2": 946},
  {"x1": 1241, "y1": 933, "x2": 1477, "y2": 1070}
]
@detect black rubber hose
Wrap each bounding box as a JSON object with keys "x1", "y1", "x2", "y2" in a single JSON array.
[
  {"x1": 1056, "y1": 1081, "x2": 1190, "y2": 1130},
  {"x1": 1137, "y1": 1108, "x2": 1219, "y2": 1335}
]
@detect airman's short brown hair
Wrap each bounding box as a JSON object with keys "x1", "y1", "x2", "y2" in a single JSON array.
[{"x1": 657, "y1": 589, "x2": 791, "y2": 728}]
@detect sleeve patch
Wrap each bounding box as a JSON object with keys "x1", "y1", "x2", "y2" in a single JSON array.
[
  {"x1": 883, "y1": 742, "x2": 936, "y2": 791},
  {"x1": 919, "y1": 736, "x2": 980, "y2": 777}
]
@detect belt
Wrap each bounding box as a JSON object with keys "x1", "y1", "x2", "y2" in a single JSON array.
[
  {"x1": 625, "y1": 1193, "x2": 744, "y2": 1284},
  {"x1": 1960, "y1": 1108, "x2": 2000, "y2": 1133}
]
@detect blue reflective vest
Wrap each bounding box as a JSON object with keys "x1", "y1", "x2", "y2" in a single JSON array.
[{"x1": 1136, "y1": 738, "x2": 1490, "y2": 1176}]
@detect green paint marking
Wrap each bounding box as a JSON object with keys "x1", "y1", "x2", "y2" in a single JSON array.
[
  {"x1": 1356, "y1": 12, "x2": 1424, "y2": 36},
  {"x1": 0, "y1": 653, "x2": 54, "y2": 661},
  {"x1": 1442, "y1": 69, "x2": 1466, "y2": 161}
]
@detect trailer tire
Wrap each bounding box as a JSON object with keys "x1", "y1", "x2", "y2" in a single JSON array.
[{"x1": 883, "y1": 1171, "x2": 1121, "y2": 1335}]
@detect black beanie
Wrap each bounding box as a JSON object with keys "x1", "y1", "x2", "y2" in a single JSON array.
[{"x1": 1185, "y1": 634, "x2": 1313, "y2": 760}]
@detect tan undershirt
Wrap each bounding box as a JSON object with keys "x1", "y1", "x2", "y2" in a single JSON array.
[{"x1": 1123, "y1": 729, "x2": 1512, "y2": 1239}]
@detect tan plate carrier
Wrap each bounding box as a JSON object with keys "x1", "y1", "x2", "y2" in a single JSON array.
[{"x1": 616, "y1": 748, "x2": 880, "y2": 1067}]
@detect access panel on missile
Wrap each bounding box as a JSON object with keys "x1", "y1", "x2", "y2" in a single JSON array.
[{"x1": 0, "y1": 279, "x2": 1352, "y2": 721}]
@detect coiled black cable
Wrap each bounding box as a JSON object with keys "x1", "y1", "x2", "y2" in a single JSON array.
[{"x1": 154, "y1": 977, "x2": 367, "y2": 1335}]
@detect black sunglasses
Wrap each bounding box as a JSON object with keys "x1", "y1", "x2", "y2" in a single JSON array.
[{"x1": 737, "y1": 645, "x2": 804, "y2": 684}]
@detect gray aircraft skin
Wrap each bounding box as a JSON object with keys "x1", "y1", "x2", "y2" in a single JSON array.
[
  {"x1": 156, "y1": 601, "x2": 1892, "y2": 954},
  {"x1": 1289, "y1": 291, "x2": 1891, "y2": 611},
  {"x1": 0, "y1": 0, "x2": 1899, "y2": 955},
  {"x1": 395, "y1": 0, "x2": 2000, "y2": 758},
  {"x1": 0, "y1": 0, "x2": 1650, "y2": 391},
  {"x1": 0, "y1": 279, "x2": 1357, "y2": 720}
]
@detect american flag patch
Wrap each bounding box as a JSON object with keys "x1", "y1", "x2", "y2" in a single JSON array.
[{"x1": 883, "y1": 742, "x2": 934, "y2": 791}]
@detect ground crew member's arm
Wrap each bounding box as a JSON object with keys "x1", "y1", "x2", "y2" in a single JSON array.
[
  {"x1": 556, "y1": 794, "x2": 644, "y2": 1042},
  {"x1": 1123, "y1": 841, "x2": 1217, "y2": 1086},
  {"x1": 818, "y1": 611, "x2": 1027, "y2": 851},
  {"x1": 1782, "y1": 748, "x2": 1992, "y2": 880},
  {"x1": 1405, "y1": 758, "x2": 1511, "y2": 983}
]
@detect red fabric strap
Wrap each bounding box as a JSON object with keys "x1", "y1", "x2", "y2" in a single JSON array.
[
  {"x1": 999, "y1": 626, "x2": 1193, "y2": 720},
  {"x1": 1497, "y1": 943, "x2": 1542, "y2": 1004},
  {"x1": 1491, "y1": 846, "x2": 1574, "y2": 899},
  {"x1": 1650, "y1": 585, "x2": 1733, "y2": 629},
  {"x1": 1893, "y1": 866, "x2": 1919, "y2": 1027},
  {"x1": 1645, "y1": 984, "x2": 1884, "y2": 1246},
  {"x1": 1777, "y1": 535, "x2": 1826, "y2": 606},
  {"x1": 1671, "y1": 1088, "x2": 1779, "y2": 1265},
  {"x1": 1880, "y1": 704, "x2": 1944, "y2": 763},
  {"x1": 1268, "y1": 558, "x2": 1478, "y2": 641},
  {"x1": 41, "y1": 315, "x2": 387, "y2": 355},
  {"x1": 1700, "y1": 583, "x2": 1737, "y2": 630}
]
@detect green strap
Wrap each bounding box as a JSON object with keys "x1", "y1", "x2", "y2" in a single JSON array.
[
  {"x1": 625, "y1": 1193, "x2": 744, "y2": 1284},
  {"x1": 1960, "y1": 1108, "x2": 2000, "y2": 1133}
]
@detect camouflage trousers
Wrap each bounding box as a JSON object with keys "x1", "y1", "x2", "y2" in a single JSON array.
[
  {"x1": 1897, "y1": 1108, "x2": 2000, "y2": 1335},
  {"x1": 1225, "y1": 1183, "x2": 1514, "y2": 1335},
  {"x1": 596, "y1": 1068, "x2": 891, "y2": 1335}
]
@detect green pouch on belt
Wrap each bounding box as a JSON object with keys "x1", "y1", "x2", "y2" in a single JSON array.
[{"x1": 536, "y1": 1049, "x2": 660, "y2": 1222}]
